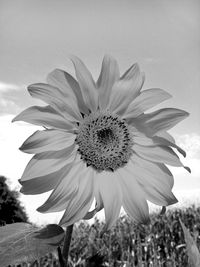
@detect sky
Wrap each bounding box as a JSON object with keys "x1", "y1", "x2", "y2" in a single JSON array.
[{"x1": 0, "y1": 0, "x2": 200, "y2": 225}]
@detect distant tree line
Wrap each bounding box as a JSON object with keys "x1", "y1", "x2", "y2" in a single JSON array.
[{"x1": 0, "y1": 175, "x2": 28, "y2": 225}]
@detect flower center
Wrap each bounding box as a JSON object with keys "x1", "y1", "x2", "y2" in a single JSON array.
[
  {"x1": 97, "y1": 128, "x2": 115, "y2": 145},
  {"x1": 75, "y1": 111, "x2": 133, "y2": 172}
]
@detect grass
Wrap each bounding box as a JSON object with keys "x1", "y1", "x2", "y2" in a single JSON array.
[{"x1": 11, "y1": 205, "x2": 200, "y2": 267}]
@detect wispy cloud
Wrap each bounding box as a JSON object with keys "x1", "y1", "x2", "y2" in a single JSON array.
[
  {"x1": 0, "y1": 81, "x2": 42, "y2": 115},
  {"x1": 0, "y1": 82, "x2": 21, "y2": 92},
  {"x1": 176, "y1": 133, "x2": 200, "y2": 159}
]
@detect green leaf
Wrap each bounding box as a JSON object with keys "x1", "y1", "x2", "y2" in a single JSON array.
[
  {"x1": 0, "y1": 222, "x2": 65, "y2": 266},
  {"x1": 180, "y1": 220, "x2": 200, "y2": 267}
]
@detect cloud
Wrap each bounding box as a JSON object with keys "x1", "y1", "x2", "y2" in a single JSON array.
[
  {"x1": 0, "y1": 82, "x2": 21, "y2": 92},
  {"x1": 0, "y1": 81, "x2": 43, "y2": 115},
  {"x1": 175, "y1": 133, "x2": 200, "y2": 158},
  {"x1": 168, "y1": 133, "x2": 200, "y2": 202}
]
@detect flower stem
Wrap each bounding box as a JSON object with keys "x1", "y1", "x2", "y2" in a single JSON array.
[
  {"x1": 57, "y1": 247, "x2": 65, "y2": 267},
  {"x1": 62, "y1": 224, "x2": 74, "y2": 266}
]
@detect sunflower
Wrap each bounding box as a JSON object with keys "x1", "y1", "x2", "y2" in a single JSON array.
[{"x1": 13, "y1": 55, "x2": 190, "y2": 230}]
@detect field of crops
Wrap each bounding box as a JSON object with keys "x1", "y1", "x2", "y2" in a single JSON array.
[{"x1": 12, "y1": 205, "x2": 200, "y2": 267}]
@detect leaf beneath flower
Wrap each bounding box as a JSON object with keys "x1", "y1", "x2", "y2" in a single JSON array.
[{"x1": 0, "y1": 223, "x2": 64, "y2": 267}]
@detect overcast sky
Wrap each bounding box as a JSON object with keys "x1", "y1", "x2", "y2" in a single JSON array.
[{"x1": 0, "y1": 0, "x2": 199, "y2": 225}]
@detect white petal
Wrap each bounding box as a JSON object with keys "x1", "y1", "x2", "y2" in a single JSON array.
[
  {"x1": 20, "y1": 129, "x2": 76, "y2": 154},
  {"x1": 123, "y1": 88, "x2": 172, "y2": 119},
  {"x1": 129, "y1": 155, "x2": 177, "y2": 206},
  {"x1": 83, "y1": 183, "x2": 104, "y2": 220},
  {"x1": 133, "y1": 144, "x2": 184, "y2": 167},
  {"x1": 37, "y1": 156, "x2": 90, "y2": 213},
  {"x1": 59, "y1": 166, "x2": 94, "y2": 226},
  {"x1": 12, "y1": 105, "x2": 76, "y2": 131},
  {"x1": 131, "y1": 128, "x2": 186, "y2": 158},
  {"x1": 97, "y1": 55, "x2": 120, "y2": 110},
  {"x1": 95, "y1": 170, "x2": 122, "y2": 230},
  {"x1": 47, "y1": 69, "x2": 89, "y2": 115},
  {"x1": 71, "y1": 56, "x2": 98, "y2": 112},
  {"x1": 139, "y1": 108, "x2": 189, "y2": 134},
  {"x1": 153, "y1": 136, "x2": 186, "y2": 157},
  {"x1": 108, "y1": 63, "x2": 145, "y2": 115},
  {"x1": 156, "y1": 131, "x2": 175, "y2": 143},
  {"x1": 19, "y1": 164, "x2": 72, "y2": 195},
  {"x1": 21, "y1": 144, "x2": 77, "y2": 181},
  {"x1": 131, "y1": 126, "x2": 154, "y2": 146},
  {"x1": 131, "y1": 153, "x2": 174, "y2": 188},
  {"x1": 28, "y1": 83, "x2": 82, "y2": 122},
  {"x1": 118, "y1": 166, "x2": 150, "y2": 224}
]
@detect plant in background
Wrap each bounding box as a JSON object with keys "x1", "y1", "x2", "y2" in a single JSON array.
[{"x1": 0, "y1": 55, "x2": 191, "y2": 266}]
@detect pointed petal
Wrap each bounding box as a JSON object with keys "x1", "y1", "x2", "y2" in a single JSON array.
[
  {"x1": 131, "y1": 126, "x2": 154, "y2": 146},
  {"x1": 19, "y1": 164, "x2": 72, "y2": 195},
  {"x1": 129, "y1": 155, "x2": 177, "y2": 206},
  {"x1": 28, "y1": 83, "x2": 82, "y2": 122},
  {"x1": 71, "y1": 56, "x2": 98, "y2": 112},
  {"x1": 108, "y1": 63, "x2": 145, "y2": 115},
  {"x1": 21, "y1": 144, "x2": 76, "y2": 181},
  {"x1": 12, "y1": 105, "x2": 76, "y2": 131},
  {"x1": 47, "y1": 69, "x2": 89, "y2": 115},
  {"x1": 123, "y1": 88, "x2": 172, "y2": 119},
  {"x1": 83, "y1": 183, "x2": 104, "y2": 220},
  {"x1": 95, "y1": 170, "x2": 122, "y2": 230},
  {"x1": 20, "y1": 129, "x2": 76, "y2": 154},
  {"x1": 133, "y1": 144, "x2": 184, "y2": 167},
  {"x1": 97, "y1": 55, "x2": 120, "y2": 110},
  {"x1": 131, "y1": 128, "x2": 186, "y2": 158},
  {"x1": 59, "y1": 167, "x2": 94, "y2": 226},
  {"x1": 153, "y1": 136, "x2": 186, "y2": 157},
  {"x1": 139, "y1": 108, "x2": 189, "y2": 134},
  {"x1": 118, "y1": 166, "x2": 150, "y2": 224},
  {"x1": 131, "y1": 153, "x2": 174, "y2": 188},
  {"x1": 37, "y1": 156, "x2": 90, "y2": 213},
  {"x1": 156, "y1": 131, "x2": 175, "y2": 143}
]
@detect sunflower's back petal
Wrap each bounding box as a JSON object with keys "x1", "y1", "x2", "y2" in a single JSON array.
[
  {"x1": 131, "y1": 153, "x2": 174, "y2": 188},
  {"x1": 71, "y1": 56, "x2": 98, "y2": 112},
  {"x1": 59, "y1": 167, "x2": 94, "y2": 226},
  {"x1": 118, "y1": 166, "x2": 150, "y2": 224},
  {"x1": 95, "y1": 170, "x2": 122, "y2": 230},
  {"x1": 156, "y1": 131, "x2": 176, "y2": 144},
  {"x1": 20, "y1": 129, "x2": 76, "y2": 154},
  {"x1": 133, "y1": 144, "x2": 185, "y2": 167},
  {"x1": 143, "y1": 187, "x2": 178, "y2": 206},
  {"x1": 108, "y1": 63, "x2": 145, "y2": 115},
  {"x1": 97, "y1": 55, "x2": 120, "y2": 110},
  {"x1": 12, "y1": 105, "x2": 76, "y2": 131},
  {"x1": 153, "y1": 136, "x2": 186, "y2": 157},
  {"x1": 37, "y1": 156, "x2": 82, "y2": 213},
  {"x1": 21, "y1": 144, "x2": 76, "y2": 181},
  {"x1": 123, "y1": 88, "x2": 172, "y2": 119},
  {"x1": 128, "y1": 156, "x2": 177, "y2": 206},
  {"x1": 131, "y1": 128, "x2": 186, "y2": 158},
  {"x1": 37, "y1": 157, "x2": 92, "y2": 214},
  {"x1": 83, "y1": 184, "x2": 104, "y2": 220},
  {"x1": 47, "y1": 69, "x2": 89, "y2": 115},
  {"x1": 19, "y1": 163, "x2": 72, "y2": 195},
  {"x1": 140, "y1": 108, "x2": 189, "y2": 134},
  {"x1": 28, "y1": 83, "x2": 83, "y2": 122}
]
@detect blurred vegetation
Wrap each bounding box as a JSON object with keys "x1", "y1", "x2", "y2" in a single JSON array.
[
  {"x1": 0, "y1": 175, "x2": 28, "y2": 225},
  {"x1": 5, "y1": 205, "x2": 200, "y2": 267}
]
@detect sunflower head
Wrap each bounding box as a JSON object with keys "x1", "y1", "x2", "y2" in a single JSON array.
[{"x1": 13, "y1": 55, "x2": 190, "y2": 230}]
